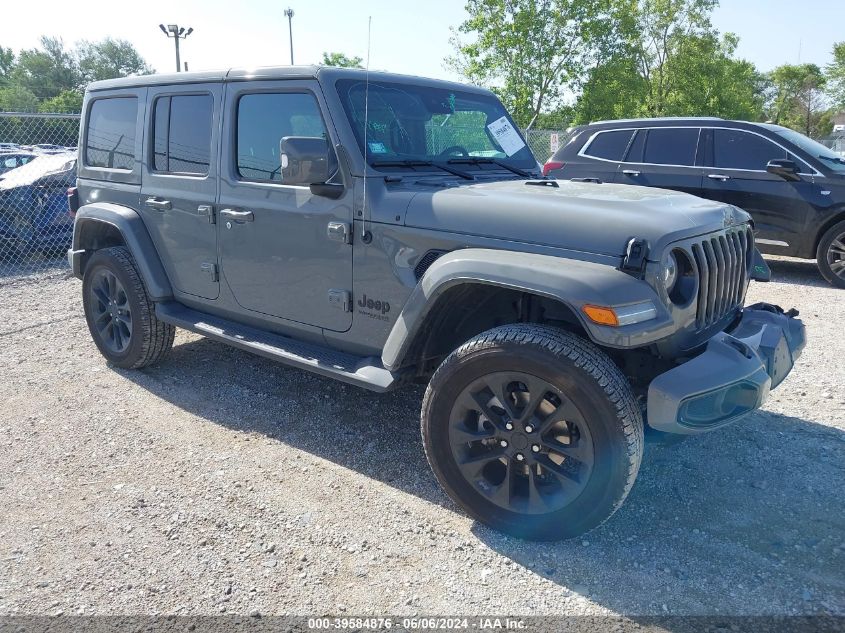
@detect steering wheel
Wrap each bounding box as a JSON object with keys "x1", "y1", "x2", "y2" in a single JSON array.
[{"x1": 437, "y1": 145, "x2": 470, "y2": 158}]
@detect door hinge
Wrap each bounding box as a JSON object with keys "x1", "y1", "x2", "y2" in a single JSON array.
[
  {"x1": 198, "y1": 204, "x2": 215, "y2": 224},
  {"x1": 327, "y1": 221, "x2": 351, "y2": 244},
  {"x1": 328, "y1": 289, "x2": 352, "y2": 312},
  {"x1": 201, "y1": 262, "x2": 219, "y2": 282}
]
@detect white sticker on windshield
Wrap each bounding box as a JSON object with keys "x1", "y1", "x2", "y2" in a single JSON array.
[
  {"x1": 368, "y1": 141, "x2": 388, "y2": 154},
  {"x1": 487, "y1": 116, "x2": 526, "y2": 157}
]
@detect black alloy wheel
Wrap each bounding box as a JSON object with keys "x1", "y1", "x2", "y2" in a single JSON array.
[
  {"x1": 449, "y1": 371, "x2": 595, "y2": 515},
  {"x1": 87, "y1": 267, "x2": 133, "y2": 354}
]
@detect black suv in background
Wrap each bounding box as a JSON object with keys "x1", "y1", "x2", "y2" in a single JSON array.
[{"x1": 544, "y1": 118, "x2": 845, "y2": 287}]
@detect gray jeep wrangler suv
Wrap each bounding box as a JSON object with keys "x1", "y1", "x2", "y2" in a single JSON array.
[{"x1": 68, "y1": 66, "x2": 805, "y2": 540}]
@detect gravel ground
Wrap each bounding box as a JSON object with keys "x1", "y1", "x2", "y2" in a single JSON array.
[{"x1": 0, "y1": 257, "x2": 842, "y2": 617}]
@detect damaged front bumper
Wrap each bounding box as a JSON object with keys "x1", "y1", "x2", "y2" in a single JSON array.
[{"x1": 647, "y1": 303, "x2": 806, "y2": 434}]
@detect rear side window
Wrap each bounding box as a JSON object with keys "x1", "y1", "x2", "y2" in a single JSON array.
[
  {"x1": 583, "y1": 130, "x2": 634, "y2": 161},
  {"x1": 85, "y1": 97, "x2": 137, "y2": 170},
  {"x1": 713, "y1": 129, "x2": 786, "y2": 171},
  {"x1": 236, "y1": 92, "x2": 329, "y2": 182},
  {"x1": 642, "y1": 128, "x2": 699, "y2": 166},
  {"x1": 152, "y1": 94, "x2": 213, "y2": 175}
]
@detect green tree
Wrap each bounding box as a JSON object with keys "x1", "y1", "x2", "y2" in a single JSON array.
[
  {"x1": 0, "y1": 85, "x2": 39, "y2": 112},
  {"x1": 826, "y1": 41, "x2": 845, "y2": 111},
  {"x1": 574, "y1": 55, "x2": 649, "y2": 122},
  {"x1": 75, "y1": 38, "x2": 153, "y2": 83},
  {"x1": 0, "y1": 46, "x2": 15, "y2": 86},
  {"x1": 39, "y1": 89, "x2": 84, "y2": 113},
  {"x1": 12, "y1": 36, "x2": 80, "y2": 100},
  {"x1": 448, "y1": 0, "x2": 615, "y2": 129},
  {"x1": 573, "y1": 0, "x2": 764, "y2": 123},
  {"x1": 619, "y1": 0, "x2": 720, "y2": 116},
  {"x1": 767, "y1": 64, "x2": 827, "y2": 136},
  {"x1": 321, "y1": 52, "x2": 363, "y2": 68},
  {"x1": 660, "y1": 32, "x2": 765, "y2": 119}
]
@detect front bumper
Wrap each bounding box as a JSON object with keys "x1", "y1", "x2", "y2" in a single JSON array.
[{"x1": 647, "y1": 303, "x2": 805, "y2": 434}]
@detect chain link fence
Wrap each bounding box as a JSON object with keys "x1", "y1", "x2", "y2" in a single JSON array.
[
  {"x1": 818, "y1": 133, "x2": 845, "y2": 157},
  {"x1": 522, "y1": 128, "x2": 573, "y2": 164},
  {"x1": 0, "y1": 112, "x2": 80, "y2": 277}
]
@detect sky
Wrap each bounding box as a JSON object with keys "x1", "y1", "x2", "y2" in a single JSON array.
[{"x1": 1, "y1": 0, "x2": 843, "y2": 83}]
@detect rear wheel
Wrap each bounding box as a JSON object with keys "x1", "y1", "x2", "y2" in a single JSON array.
[
  {"x1": 82, "y1": 246, "x2": 175, "y2": 368},
  {"x1": 421, "y1": 324, "x2": 643, "y2": 540},
  {"x1": 817, "y1": 220, "x2": 845, "y2": 288}
]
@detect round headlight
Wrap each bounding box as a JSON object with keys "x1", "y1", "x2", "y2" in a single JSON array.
[{"x1": 661, "y1": 251, "x2": 678, "y2": 292}]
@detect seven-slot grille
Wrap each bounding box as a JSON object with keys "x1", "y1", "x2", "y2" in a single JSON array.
[{"x1": 688, "y1": 227, "x2": 754, "y2": 329}]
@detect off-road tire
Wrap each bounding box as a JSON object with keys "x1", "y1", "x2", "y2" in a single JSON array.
[
  {"x1": 421, "y1": 324, "x2": 643, "y2": 541},
  {"x1": 82, "y1": 246, "x2": 175, "y2": 368},
  {"x1": 816, "y1": 220, "x2": 845, "y2": 288}
]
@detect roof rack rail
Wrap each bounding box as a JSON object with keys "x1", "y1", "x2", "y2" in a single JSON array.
[{"x1": 589, "y1": 116, "x2": 724, "y2": 125}]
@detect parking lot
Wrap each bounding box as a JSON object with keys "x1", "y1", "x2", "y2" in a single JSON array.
[{"x1": 0, "y1": 256, "x2": 842, "y2": 617}]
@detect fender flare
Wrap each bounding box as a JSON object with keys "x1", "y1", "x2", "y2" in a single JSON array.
[
  {"x1": 70, "y1": 202, "x2": 172, "y2": 300},
  {"x1": 381, "y1": 248, "x2": 674, "y2": 371}
]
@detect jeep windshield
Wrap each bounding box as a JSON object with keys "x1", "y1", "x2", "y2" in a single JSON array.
[{"x1": 335, "y1": 79, "x2": 538, "y2": 175}]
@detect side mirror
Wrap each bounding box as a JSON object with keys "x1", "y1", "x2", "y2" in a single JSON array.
[
  {"x1": 279, "y1": 136, "x2": 337, "y2": 185},
  {"x1": 766, "y1": 159, "x2": 801, "y2": 182},
  {"x1": 280, "y1": 136, "x2": 344, "y2": 199}
]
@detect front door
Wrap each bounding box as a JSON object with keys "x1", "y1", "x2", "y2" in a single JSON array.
[
  {"x1": 140, "y1": 86, "x2": 221, "y2": 299},
  {"x1": 700, "y1": 128, "x2": 815, "y2": 247},
  {"x1": 217, "y1": 80, "x2": 353, "y2": 332}
]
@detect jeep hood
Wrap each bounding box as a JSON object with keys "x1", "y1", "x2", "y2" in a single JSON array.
[{"x1": 403, "y1": 179, "x2": 750, "y2": 258}]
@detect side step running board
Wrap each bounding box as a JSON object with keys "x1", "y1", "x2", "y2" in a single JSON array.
[{"x1": 155, "y1": 302, "x2": 397, "y2": 392}]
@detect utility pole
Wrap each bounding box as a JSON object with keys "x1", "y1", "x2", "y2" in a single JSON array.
[
  {"x1": 159, "y1": 24, "x2": 194, "y2": 72},
  {"x1": 284, "y1": 8, "x2": 294, "y2": 65}
]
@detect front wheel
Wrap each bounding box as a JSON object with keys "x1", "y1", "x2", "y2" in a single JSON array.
[
  {"x1": 817, "y1": 220, "x2": 845, "y2": 288},
  {"x1": 421, "y1": 324, "x2": 643, "y2": 541}
]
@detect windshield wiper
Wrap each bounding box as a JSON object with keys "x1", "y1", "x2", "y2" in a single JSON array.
[
  {"x1": 371, "y1": 159, "x2": 474, "y2": 180},
  {"x1": 818, "y1": 154, "x2": 845, "y2": 165},
  {"x1": 447, "y1": 157, "x2": 533, "y2": 178}
]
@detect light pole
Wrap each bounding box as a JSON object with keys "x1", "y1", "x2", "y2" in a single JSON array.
[
  {"x1": 283, "y1": 8, "x2": 294, "y2": 65},
  {"x1": 159, "y1": 24, "x2": 194, "y2": 72}
]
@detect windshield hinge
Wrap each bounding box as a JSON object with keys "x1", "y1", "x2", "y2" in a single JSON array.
[{"x1": 621, "y1": 237, "x2": 649, "y2": 276}]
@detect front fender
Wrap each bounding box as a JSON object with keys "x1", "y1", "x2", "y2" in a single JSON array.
[
  {"x1": 70, "y1": 202, "x2": 172, "y2": 300},
  {"x1": 381, "y1": 248, "x2": 676, "y2": 371}
]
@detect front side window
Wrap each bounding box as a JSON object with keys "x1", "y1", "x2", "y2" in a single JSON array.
[
  {"x1": 642, "y1": 128, "x2": 700, "y2": 166},
  {"x1": 713, "y1": 129, "x2": 786, "y2": 171},
  {"x1": 335, "y1": 79, "x2": 536, "y2": 168},
  {"x1": 85, "y1": 97, "x2": 137, "y2": 170},
  {"x1": 583, "y1": 130, "x2": 634, "y2": 161},
  {"x1": 756, "y1": 124, "x2": 841, "y2": 173},
  {"x1": 152, "y1": 94, "x2": 213, "y2": 175},
  {"x1": 236, "y1": 92, "x2": 330, "y2": 182}
]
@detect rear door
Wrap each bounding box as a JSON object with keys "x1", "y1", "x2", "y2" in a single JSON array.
[
  {"x1": 700, "y1": 127, "x2": 816, "y2": 246},
  {"x1": 140, "y1": 86, "x2": 221, "y2": 300},
  {"x1": 616, "y1": 127, "x2": 706, "y2": 196}
]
